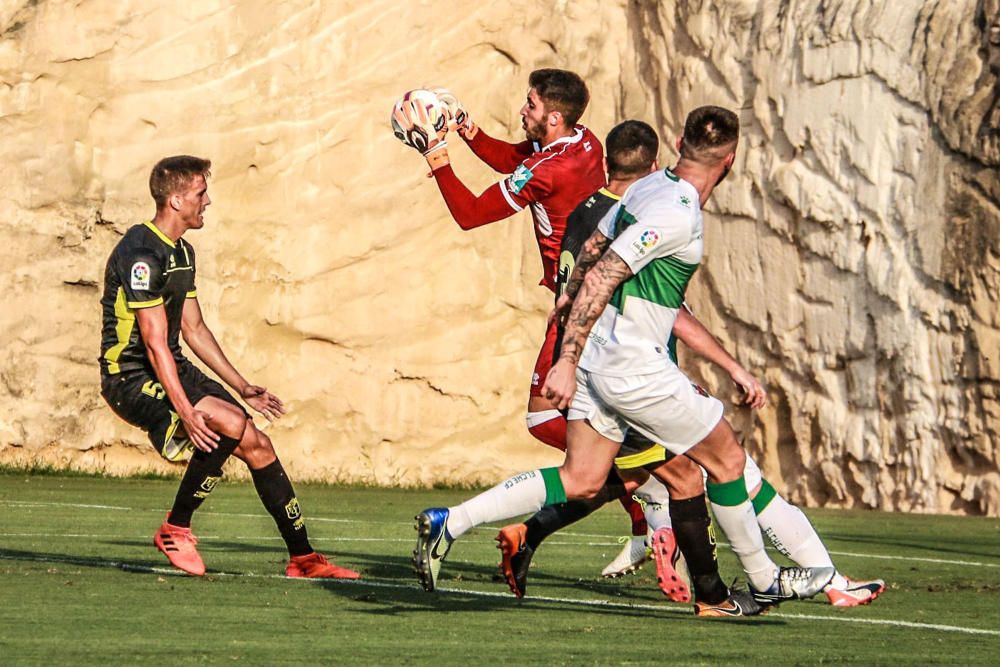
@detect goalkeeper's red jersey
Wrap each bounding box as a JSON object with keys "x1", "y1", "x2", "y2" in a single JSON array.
[{"x1": 433, "y1": 126, "x2": 606, "y2": 294}]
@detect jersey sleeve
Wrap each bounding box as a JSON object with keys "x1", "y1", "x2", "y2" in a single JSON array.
[
  {"x1": 431, "y1": 164, "x2": 519, "y2": 229},
  {"x1": 465, "y1": 127, "x2": 534, "y2": 174},
  {"x1": 499, "y1": 156, "x2": 554, "y2": 211},
  {"x1": 609, "y1": 203, "x2": 693, "y2": 275},
  {"x1": 117, "y1": 247, "x2": 167, "y2": 309}
]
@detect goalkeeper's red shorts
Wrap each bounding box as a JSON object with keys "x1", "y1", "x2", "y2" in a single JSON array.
[{"x1": 528, "y1": 318, "x2": 559, "y2": 398}]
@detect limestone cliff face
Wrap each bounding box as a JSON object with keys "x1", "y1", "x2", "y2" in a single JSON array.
[
  {"x1": 0, "y1": 1, "x2": 996, "y2": 514},
  {"x1": 628, "y1": 0, "x2": 1000, "y2": 515}
]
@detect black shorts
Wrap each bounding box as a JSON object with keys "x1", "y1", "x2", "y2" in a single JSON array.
[
  {"x1": 615, "y1": 430, "x2": 676, "y2": 471},
  {"x1": 101, "y1": 362, "x2": 247, "y2": 462}
]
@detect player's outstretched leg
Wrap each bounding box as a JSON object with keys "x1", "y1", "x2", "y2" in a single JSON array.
[
  {"x1": 687, "y1": 419, "x2": 834, "y2": 607},
  {"x1": 413, "y1": 465, "x2": 569, "y2": 592},
  {"x1": 749, "y1": 476, "x2": 884, "y2": 606},
  {"x1": 236, "y1": 426, "x2": 359, "y2": 579}
]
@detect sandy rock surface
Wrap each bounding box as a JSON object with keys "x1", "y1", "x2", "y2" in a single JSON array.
[{"x1": 1, "y1": 1, "x2": 996, "y2": 514}]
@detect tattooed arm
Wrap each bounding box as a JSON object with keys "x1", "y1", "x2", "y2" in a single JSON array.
[
  {"x1": 542, "y1": 248, "x2": 633, "y2": 409},
  {"x1": 550, "y1": 229, "x2": 612, "y2": 329}
]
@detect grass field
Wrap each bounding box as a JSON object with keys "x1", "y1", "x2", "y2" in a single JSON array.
[{"x1": 1, "y1": 470, "x2": 998, "y2": 665}]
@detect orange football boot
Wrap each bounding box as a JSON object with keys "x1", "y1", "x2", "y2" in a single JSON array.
[
  {"x1": 153, "y1": 519, "x2": 206, "y2": 576},
  {"x1": 286, "y1": 552, "x2": 360, "y2": 579}
]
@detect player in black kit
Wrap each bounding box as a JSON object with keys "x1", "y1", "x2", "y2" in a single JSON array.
[{"x1": 100, "y1": 155, "x2": 359, "y2": 579}]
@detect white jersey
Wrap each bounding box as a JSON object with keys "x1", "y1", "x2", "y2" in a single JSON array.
[{"x1": 578, "y1": 168, "x2": 704, "y2": 377}]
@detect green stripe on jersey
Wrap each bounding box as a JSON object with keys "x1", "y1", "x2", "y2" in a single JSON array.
[
  {"x1": 610, "y1": 255, "x2": 699, "y2": 310},
  {"x1": 610, "y1": 207, "x2": 638, "y2": 238}
]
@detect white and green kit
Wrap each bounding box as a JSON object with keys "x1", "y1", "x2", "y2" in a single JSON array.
[{"x1": 570, "y1": 168, "x2": 724, "y2": 453}]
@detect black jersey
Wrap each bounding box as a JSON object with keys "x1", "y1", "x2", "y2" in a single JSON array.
[
  {"x1": 557, "y1": 187, "x2": 621, "y2": 299},
  {"x1": 99, "y1": 221, "x2": 197, "y2": 378}
]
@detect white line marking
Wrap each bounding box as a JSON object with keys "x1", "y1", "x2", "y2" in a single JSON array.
[
  {"x1": 2, "y1": 499, "x2": 998, "y2": 568},
  {"x1": 0, "y1": 533, "x2": 612, "y2": 547},
  {"x1": 2, "y1": 500, "x2": 132, "y2": 511},
  {"x1": 0, "y1": 552, "x2": 997, "y2": 637}
]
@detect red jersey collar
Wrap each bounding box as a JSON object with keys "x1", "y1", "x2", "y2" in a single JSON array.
[{"x1": 533, "y1": 126, "x2": 586, "y2": 153}]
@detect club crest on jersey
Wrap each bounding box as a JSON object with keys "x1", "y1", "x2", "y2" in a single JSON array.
[
  {"x1": 130, "y1": 262, "x2": 151, "y2": 290},
  {"x1": 679, "y1": 195, "x2": 692, "y2": 207},
  {"x1": 630, "y1": 229, "x2": 660, "y2": 257},
  {"x1": 508, "y1": 164, "x2": 534, "y2": 194}
]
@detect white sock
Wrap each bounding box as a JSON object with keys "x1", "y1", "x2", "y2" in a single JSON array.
[
  {"x1": 756, "y1": 494, "x2": 845, "y2": 588},
  {"x1": 446, "y1": 470, "x2": 548, "y2": 539},
  {"x1": 633, "y1": 477, "x2": 672, "y2": 532},
  {"x1": 710, "y1": 498, "x2": 778, "y2": 591}
]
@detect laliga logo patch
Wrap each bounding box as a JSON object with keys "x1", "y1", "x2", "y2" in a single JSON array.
[
  {"x1": 131, "y1": 261, "x2": 151, "y2": 290},
  {"x1": 508, "y1": 164, "x2": 534, "y2": 194},
  {"x1": 630, "y1": 229, "x2": 660, "y2": 257}
]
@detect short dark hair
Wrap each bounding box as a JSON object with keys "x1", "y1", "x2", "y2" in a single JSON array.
[
  {"x1": 605, "y1": 120, "x2": 659, "y2": 179},
  {"x1": 149, "y1": 155, "x2": 212, "y2": 208},
  {"x1": 680, "y1": 106, "x2": 739, "y2": 165},
  {"x1": 528, "y1": 68, "x2": 589, "y2": 127}
]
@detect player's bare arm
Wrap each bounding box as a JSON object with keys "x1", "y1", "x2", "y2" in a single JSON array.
[
  {"x1": 180, "y1": 298, "x2": 285, "y2": 421},
  {"x1": 672, "y1": 308, "x2": 766, "y2": 409},
  {"x1": 543, "y1": 249, "x2": 632, "y2": 409},
  {"x1": 565, "y1": 229, "x2": 611, "y2": 301},
  {"x1": 550, "y1": 229, "x2": 611, "y2": 328},
  {"x1": 135, "y1": 305, "x2": 220, "y2": 452}
]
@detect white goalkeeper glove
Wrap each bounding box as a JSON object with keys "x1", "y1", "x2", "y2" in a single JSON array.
[
  {"x1": 430, "y1": 87, "x2": 478, "y2": 139},
  {"x1": 393, "y1": 98, "x2": 449, "y2": 156}
]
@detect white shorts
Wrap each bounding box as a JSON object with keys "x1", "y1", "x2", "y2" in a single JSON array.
[{"x1": 568, "y1": 367, "x2": 725, "y2": 456}]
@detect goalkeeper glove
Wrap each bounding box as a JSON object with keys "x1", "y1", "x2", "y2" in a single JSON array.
[
  {"x1": 430, "y1": 87, "x2": 478, "y2": 139},
  {"x1": 393, "y1": 99, "x2": 448, "y2": 156}
]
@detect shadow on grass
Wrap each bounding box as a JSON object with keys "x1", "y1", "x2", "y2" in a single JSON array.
[
  {"x1": 327, "y1": 546, "x2": 670, "y2": 603},
  {"x1": 0, "y1": 547, "x2": 779, "y2": 625}
]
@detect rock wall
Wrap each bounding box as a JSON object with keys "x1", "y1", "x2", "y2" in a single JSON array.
[
  {"x1": 1, "y1": 0, "x2": 996, "y2": 514},
  {"x1": 629, "y1": 0, "x2": 1000, "y2": 515}
]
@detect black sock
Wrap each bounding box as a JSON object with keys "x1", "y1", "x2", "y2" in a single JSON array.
[
  {"x1": 670, "y1": 494, "x2": 729, "y2": 604},
  {"x1": 523, "y1": 473, "x2": 624, "y2": 550},
  {"x1": 168, "y1": 434, "x2": 241, "y2": 528},
  {"x1": 250, "y1": 459, "x2": 312, "y2": 557}
]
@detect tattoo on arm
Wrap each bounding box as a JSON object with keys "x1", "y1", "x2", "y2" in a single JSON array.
[
  {"x1": 558, "y1": 249, "x2": 632, "y2": 364},
  {"x1": 564, "y1": 230, "x2": 610, "y2": 300}
]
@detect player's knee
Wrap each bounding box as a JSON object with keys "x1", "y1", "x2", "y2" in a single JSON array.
[
  {"x1": 714, "y1": 445, "x2": 746, "y2": 483},
  {"x1": 234, "y1": 424, "x2": 277, "y2": 468},
  {"x1": 652, "y1": 457, "x2": 704, "y2": 499},
  {"x1": 561, "y1": 473, "x2": 607, "y2": 501},
  {"x1": 206, "y1": 404, "x2": 249, "y2": 440}
]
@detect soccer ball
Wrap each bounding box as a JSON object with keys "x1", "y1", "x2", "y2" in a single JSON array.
[{"x1": 391, "y1": 89, "x2": 447, "y2": 149}]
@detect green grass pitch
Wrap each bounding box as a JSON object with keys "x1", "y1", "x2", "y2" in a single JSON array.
[{"x1": 1, "y1": 471, "x2": 998, "y2": 665}]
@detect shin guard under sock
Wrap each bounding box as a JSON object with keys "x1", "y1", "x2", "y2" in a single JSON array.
[
  {"x1": 169, "y1": 434, "x2": 241, "y2": 527},
  {"x1": 669, "y1": 494, "x2": 728, "y2": 604},
  {"x1": 250, "y1": 459, "x2": 312, "y2": 556}
]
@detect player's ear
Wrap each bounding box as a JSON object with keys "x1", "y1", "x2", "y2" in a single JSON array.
[
  {"x1": 549, "y1": 110, "x2": 562, "y2": 127},
  {"x1": 602, "y1": 156, "x2": 608, "y2": 175},
  {"x1": 169, "y1": 193, "x2": 182, "y2": 211},
  {"x1": 650, "y1": 158, "x2": 659, "y2": 173},
  {"x1": 675, "y1": 136, "x2": 684, "y2": 154}
]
